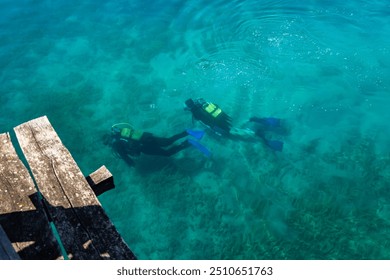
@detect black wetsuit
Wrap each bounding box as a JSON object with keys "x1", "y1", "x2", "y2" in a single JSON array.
[
  {"x1": 136, "y1": 131, "x2": 189, "y2": 156},
  {"x1": 113, "y1": 131, "x2": 190, "y2": 163}
]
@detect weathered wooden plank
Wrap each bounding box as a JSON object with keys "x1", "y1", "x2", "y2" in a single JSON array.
[
  {"x1": 86, "y1": 165, "x2": 115, "y2": 196},
  {"x1": 14, "y1": 116, "x2": 136, "y2": 260},
  {"x1": 0, "y1": 132, "x2": 61, "y2": 259},
  {"x1": 0, "y1": 225, "x2": 20, "y2": 260}
]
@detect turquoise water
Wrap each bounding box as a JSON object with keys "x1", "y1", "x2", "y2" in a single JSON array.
[{"x1": 1, "y1": 0, "x2": 390, "y2": 259}]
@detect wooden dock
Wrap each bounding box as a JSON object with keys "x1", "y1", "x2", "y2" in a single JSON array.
[{"x1": 0, "y1": 116, "x2": 136, "y2": 260}]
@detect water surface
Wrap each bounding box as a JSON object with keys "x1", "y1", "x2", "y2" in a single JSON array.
[{"x1": 1, "y1": 0, "x2": 389, "y2": 259}]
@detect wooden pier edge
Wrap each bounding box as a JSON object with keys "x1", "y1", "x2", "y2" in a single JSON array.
[
  {"x1": 0, "y1": 132, "x2": 62, "y2": 259},
  {"x1": 0, "y1": 116, "x2": 136, "y2": 260}
]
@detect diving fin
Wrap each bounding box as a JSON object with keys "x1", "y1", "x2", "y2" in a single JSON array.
[
  {"x1": 264, "y1": 139, "x2": 284, "y2": 151},
  {"x1": 186, "y1": 129, "x2": 205, "y2": 140},
  {"x1": 188, "y1": 139, "x2": 211, "y2": 157},
  {"x1": 261, "y1": 117, "x2": 281, "y2": 127}
]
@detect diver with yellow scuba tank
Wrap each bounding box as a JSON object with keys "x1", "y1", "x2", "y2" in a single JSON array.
[
  {"x1": 184, "y1": 98, "x2": 284, "y2": 151},
  {"x1": 108, "y1": 123, "x2": 210, "y2": 165},
  {"x1": 185, "y1": 98, "x2": 233, "y2": 134}
]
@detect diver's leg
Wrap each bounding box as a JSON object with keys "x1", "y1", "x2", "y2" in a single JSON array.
[
  {"x1": 250, "y1": 117, "x2": 281, "y2": 127},
  {"x1": 140, "y1": 141, "x2": 190, "y2": 157},
  {"x1": 163, "y1": 141, "x2": 191, "y2": 156},
  {"x1": 149, "y1": 131, "x2": 188, "y2": 147}
]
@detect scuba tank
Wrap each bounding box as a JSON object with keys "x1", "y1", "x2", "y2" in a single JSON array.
[
  {"x1": 185, "y1": 98, "x2": 232, "y2": 134},
  {"x1": 111, "y1": 123, "x2": 143, "y2": 156}
]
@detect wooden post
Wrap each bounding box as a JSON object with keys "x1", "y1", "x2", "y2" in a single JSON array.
[
  {"x1": 14, "y1": 116, "x2": 136, "y2": 260},
  {"x1": 86, "y1": 165, "x2": 115, "y2": 196}
]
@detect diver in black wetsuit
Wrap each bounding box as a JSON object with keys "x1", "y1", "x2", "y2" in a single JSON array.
[
  {"x1": 106, "y1": 123, "x2": 206, "y2": 165},
  {"x1": 184, "y1": 98, "x2": 233, "y2": 134},
  {"x1": 184, "y1": 98, "x2": 284, "y2": 151}
]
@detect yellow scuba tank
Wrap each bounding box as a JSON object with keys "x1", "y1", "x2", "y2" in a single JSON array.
[
  {"x1": 111, "y1": 123, "x2": 143, "y2": 141},
  {"x1": 203, "y1": 102, "x2": 222, "y2": 118}
]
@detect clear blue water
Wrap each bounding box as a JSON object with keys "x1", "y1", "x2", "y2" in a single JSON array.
[{"x1": 1, "y1": 0, "x2": 390, "y2": 259}]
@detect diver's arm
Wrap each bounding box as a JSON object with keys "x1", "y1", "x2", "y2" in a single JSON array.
[{"x1": 114, "y1": 140, "x2": 136, "y2": 166}]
